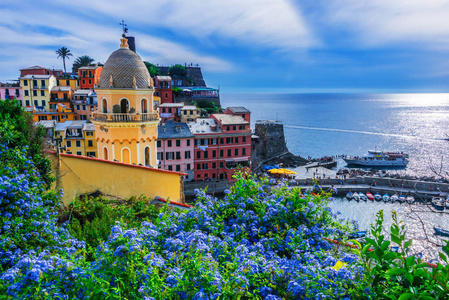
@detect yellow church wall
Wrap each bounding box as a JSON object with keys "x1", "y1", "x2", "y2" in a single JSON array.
[
  {"x1": 97, "y1": 89, "x2": 155, "y2": 114},
  {"x1": 49, "y1": 152, "x2": 185, "y2": 205}
]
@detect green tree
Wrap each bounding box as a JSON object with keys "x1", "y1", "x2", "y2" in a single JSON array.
[
  {"x1": 144, "y1": 62, "x2": 160, "y2": 77},
  {"x1": 72, "y1": 55, "x2": 95, "y2": 72},
  {"x1": 168, "y1": 64, "x2": 186, "y2": 77},
  {"x1": 55, "y1": 47, "x2": 73, "y2": 73},
  {"x1": 0, "y1": 98, "x2": 53, "y2": 188}
]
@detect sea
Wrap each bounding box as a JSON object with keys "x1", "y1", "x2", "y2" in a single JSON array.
[{"x1": 221, "y1": 92, "x2": 449, "y2": 260}]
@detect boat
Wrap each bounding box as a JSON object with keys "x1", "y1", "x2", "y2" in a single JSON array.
[
  {"x1": 390, "y1": 246, "x2": 400, "y2": 252},
  {"x1": 353, "y1": 192, "x2": 360, "y2": 201},
  {"x1": 374, "y1": 193, "x2": 382, "y2": 201},
  {"x1": 406, "y1": 196, "x2": 414, "y2": 204},
  {"x1": 399, "y1": 195, "x2": 406, "y2": 203},
  {"x1": 348, "y1": 231, "x2": 367, "y2": 239},
  {"x1": 390, "y1": 194, "x2": 398, "y2": 202},
  {"x1": 434, "y1": 227, "x2": 449, "y2": 237},
  {"x1": 343, "y1": 150, "x2": 409, "y2": 167},
  {"x1": 382, "y1": 194, "x2": 390, "y2": 202},
  {"x1": 346, "y1": 192, "x2": 353, "y2": 200},
  {"x1": 432, "y1": 197, "x2": 445, "y2": 211},
  {"x1": 359, "y1": 193, "x2": 367, "y2": 201},
  {"x1": 366, "y1": 192, "x2": 375, "y2": 201}
]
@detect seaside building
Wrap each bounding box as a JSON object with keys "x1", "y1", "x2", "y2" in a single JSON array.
[
  {"x1": 73, "y1": 89, "x2": 97, "y2": 120},
  {"x1": 188, "y1": 107, "x2": 251, "y2": 181},
  {"x1": 180, "y1": 105, "x2": 198, "y2": 123},
  {"x1": 20, "y1": 74, "x2": 57, "y2": 111},
  {"x1": 50, "y1": 86, "x2": 73, "y2": 111},
  {"x1": 91, "y1": 35, "x2": 159, "y2": 166},
  {"x1": 33, "y1": 103, "x2": 76, "y2": 122},
  {"x1": 20, "y1": 66, "x2": 63, "y2": 78},
  {"x1": 83, "y1": 123, "x2": 97, "y2": 157},
  {"x1": 157, "y1": 120, "x2": 194, "y2": 180},
  {"x1": 159, "y1": 102, "x2": 183, "y2": 123},
  {"x1": 154, "y1": 76, "x2": 172, "y2": 103},
  {"x1": 56, "y1": 77, "x2": 79, "y2": 91},
  {"x1": 0, "y1": 83, "x2": 23, "y2": 105},
  {"x1": 78, "y1": 65, "x2": 102, "y2": 89}
]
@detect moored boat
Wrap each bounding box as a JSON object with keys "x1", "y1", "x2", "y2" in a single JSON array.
[
  {"x1": 434, "y1": 227, "x2": 449, "y2": 236},
  {"x1": 382, "y1": 194, "x2": 390, "y2": 202},
  {"x1": 359, "y1": 193, "x2": 367, "y2": 201},
  {"x1": 399, "y1": 195, "x2": 406, "y2": 203},
  {"x1": 353, "y1": 192, "x2": 360, "y2": 201},
  {"x1": 343, "y1": 150, "x2": 409, "y2": 167},
  {"x1": 406, "y1": 196, "x2": 414, "y2": 204},
  {"x1": 374, "y1": 193, "x2": 382, "y2": 201},
  {"x1": 432, "y1": 197, "x2": 445, "y2": 211},
  {"x1": 348, "y1": 231, "x2": 367, "y2": 239},
  {"x1": 346, "y1": 192, "x2": 353, "y2": 200},
  {"x1": 366, "y1": 192, "x2": 375, "y2": 201},
  {"x1": 390, "y1": 194, "x2": 398, "y2": 202}
]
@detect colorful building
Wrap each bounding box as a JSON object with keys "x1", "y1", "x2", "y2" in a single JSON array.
[
  {"x1": 20, "y1": 66, "x2": 63, "y2": 78},
  {"x1": 56, "y1": 77, "x2": 79, "y2": 91},
  {"x1": 73, "y1": 89, "x2": 97, "y2": 120},
  {"x1": 188, "y1": 108, "x2": 251, "y2": 181},
  {"x1": 83, "y1": 123, "x2": 97, "y2": 158},
  {"x1": 91, "y1": 36, "x2": 159, "y2": 166},
  {"x1": 0, "y1": 83, "x2": 23, "y2": 105},
  {"x1": 154, "y1": 76, "x2": 172, "y2": 103},
  {"x1": 20, "y1": 74, "x2": 57, "y2": 110},
  {"x1": 33, "y1": 103, "x2": 77, "y2": 122},
  {"x1": 159, "y1": 103, "x2": 183, "y2": 123},
  {"x1": 78, "y1": 65, "x2": 102, "y2": 89},
  {"x1": 180, "y1": 105, "x2": 198, "y2": 123},
  {"x1": 157, "y1": 120, "x2": 194, "y2": 180},
  {"x1": 50, "y1": 86, "x2": 73, "y2": 111}
]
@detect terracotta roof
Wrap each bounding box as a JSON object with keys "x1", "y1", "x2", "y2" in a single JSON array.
[{"x1": 213, "y1": 114, "x2": 249, "y2": 125}]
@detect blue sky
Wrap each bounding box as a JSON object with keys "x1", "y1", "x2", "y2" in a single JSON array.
[{"x1": 1, "y1": 0, "x2": 449, "y2": 92}]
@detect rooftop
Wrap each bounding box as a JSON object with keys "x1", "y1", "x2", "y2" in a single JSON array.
[
  {"x1": 160, "y1": 103, "x2": 184, "y2": 108},
  {"x1": 51, "y1": 86, "x2": 72, "y2": 92},
  {"x1": 67, "y1": 121, "x2": 86, "y2": 130},
  {"x1": 20, "y1": 74, "x2": 54, "y2": 79},
  {"x1": 158, "y1": 120, "x2": 194, "y2": 139},
  {"x1": 213, "y1": 114, "x2": 249, "y2": 125},
  {"x1": 180, "y1": 86, "x2": 219, "y2": 92},
  {"x1": 73, "y1": 89, "x2": 90, "y2": 95},
  {"x1": 55, "y1": 121, "x2": 73, "y2": 131},
  {"x1": 181, "y1": 105, "x2": 197, "y2": 111},
  {"x1": 83, "y1": 123, "x2": 95, "y2": 131},
  {"x1": 36, "y1": 120, "x2": 57, "y2": 129},
  {"x1": 187, "y1": 118, "x2": 222, "y2": 134},
  {"x1": 155, "y1": 76, "x2": 171, "y2": 81},
  {"x1": 78, "y1": 65, "x2": 102, "y2": 70},
  {"x1": 227, "y1": 107, "x2": 250, "y2": 114}
]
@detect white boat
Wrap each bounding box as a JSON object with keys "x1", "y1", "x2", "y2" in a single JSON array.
[
  {"x1": 374, "y1": 193, "x2": 382, "y2": 201},
  {"x1": 346, "y1": 192, "x2": 354, "y2": 200},
  {"x1": 353, "y1": 192, "x2": 360, "y2": 201},
  {"x1": 399, "y1": 195, "x2": 406, "y2": 203},
  {"x1": 406, "y1": 196, "x2": 414, "y2": 204},
  {"x1": 359, "y1": 193, "x2": 368, "y2": 201},
  {"x1": 391, "y1": 194, "x2": 399, "y2": 202},
  {"x1": 383, "y1": 194, "x2": 390, "y2": 202},
  {"x1": 343, "y1": 150, "x2": 409, "y2": 167}
]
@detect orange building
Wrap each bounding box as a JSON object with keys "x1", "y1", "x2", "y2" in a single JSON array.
[
  {"x1": 78, "y1": 65, "x2": 102, "y2": 89},
  {"x1": 91, "y1": 36, "x2": 159, "y2": 167},
  {"x1": 50, "y1": 86, "x2": 73, "y2": 111},
  {"x1": 32, "y1": 103, "x2": 76, "y2": 122}
]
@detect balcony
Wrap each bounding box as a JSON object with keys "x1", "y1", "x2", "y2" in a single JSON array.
[{"x1": 92, "y1": 112, "x2": 159, "y2": 122}]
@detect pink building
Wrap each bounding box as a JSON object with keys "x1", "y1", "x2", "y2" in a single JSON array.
[
  {"x1": 157, "y1": 120, "x2": 194, "y2": 180},
  {"x1": 20, "y1": 66, "x2": 63, "y2": 78},
  {"x1": 0, "y1": 83, "x2": 23, "y2": 105}
]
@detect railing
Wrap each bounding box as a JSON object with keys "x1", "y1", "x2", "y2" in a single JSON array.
[{"x1": 92, "y1": 112, "x2": 159, "y2": 122}]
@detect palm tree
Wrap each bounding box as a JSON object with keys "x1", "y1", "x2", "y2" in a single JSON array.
[
  {"x1": 72, "y1": 55, "x2": 95, "y2": 72},
  {"x1": 55, "y1": 47, "x2": 73, "y2": 74}
]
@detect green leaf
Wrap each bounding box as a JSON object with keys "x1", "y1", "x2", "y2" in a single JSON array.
[
  {"x1": 405, "y1": 256, "x2": 415, "y2": 268},
  {"x1": 398, "y1": 293, "x2": 414, "y2": 300},
  {"x1": 386, "y1": 268, "x2": 406, "y2": 276},
  {"x1": 391, "y1": 235, "x2": 402, "y2": 246},
  {"x1": 404, "y1": 239, "x2": 413, "y2": 249},
  {"x1": 365, "y1": 237, "x2": 377, "y2": 247},
  {"x1": 439, "y1": 252, "x2": 447, "y2": 263},
  {"x1": 405, "y1": 273, "x2": 414, "y2": 285},
  {"x1": 381, "y1": 240, "x2": 391, "y2": 251}
]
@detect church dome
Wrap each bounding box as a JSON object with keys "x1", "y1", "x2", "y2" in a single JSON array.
[{"x1": 98, "y1": 38, "x2": 152, "y2": 89}]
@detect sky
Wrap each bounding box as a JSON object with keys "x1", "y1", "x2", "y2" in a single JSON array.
[{"x1": 1, "y1": 0, "x2": 449, "y2": 93}]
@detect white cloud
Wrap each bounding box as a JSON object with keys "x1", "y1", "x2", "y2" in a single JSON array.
[{"x1": 325, "y1": 0, "x2": 449, "y2": 48}]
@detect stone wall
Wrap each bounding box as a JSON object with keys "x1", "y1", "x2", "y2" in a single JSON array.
[
  {"x1": 254, "y1": 121, "x2": 289, "y2": 159},
  {"x1": 173, "y1": 96, "x2": 220, "y2": 106}
]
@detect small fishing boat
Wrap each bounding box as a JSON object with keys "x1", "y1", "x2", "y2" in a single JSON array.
[
  {"x1": 399, "y1": 195, "x2": 406, "y2": 203},
  {"x1": 434, "y1": 227, "x2": 449, "y2": 236},
  {"x1": 382, "y1": 194, "x2": 390, "y2": 202},
  {"x1": 390, "y1": 246, "x2": 399, "y2": 252},
  {"x1": 353, "y1": 192, "x2": 360, "y2": 201},
  {"x1": 374, "y1": 193, "x2": 382, "y2": 201},
  {"x1": 406, "y1": 196, "x2": 414, "y2": 204},
  {"x1": 359, "y1": 193, "x2": 367, "y2": 201},
  {"x1": 366, "y1": 192, "x2": 375, "y2": 201},
  {"x1": 391, "y1": 194, "x2": 398, "y2": 202},
  {"x1": 348, "y1": 231, "x2": 367, "y2": 239},
  {"x1": 346, "y1": 192, "x2": 353, "y2": 200},
  {"x1": 432, "y1": 197, "x2": 445, "y2": 211}
]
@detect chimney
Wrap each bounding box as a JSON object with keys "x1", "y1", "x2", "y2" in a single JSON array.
[{"x1": 127, "y1": 36, "x2": 136, "y2": 53}]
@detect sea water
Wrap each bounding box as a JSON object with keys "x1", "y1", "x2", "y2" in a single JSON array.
[{"x1": 221, "y1": 92, "x2": 449, "y2": 259}]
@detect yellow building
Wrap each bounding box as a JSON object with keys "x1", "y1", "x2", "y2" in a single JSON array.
[
  {"x1": 33, "y1": 103, "x2": 77, "y2": 122},
  {"x1": 83, "y1": 123, "x2": 97, "y2": 157},
  {"x1": 20, "y1": 74, "x2": 57, "y2": 110},
  {"x1": 56, "y1": 77, "x2": 79, "y2": 91},
  {"x1": 91, "y1": 36, "x2": 159, "y2": 167}
]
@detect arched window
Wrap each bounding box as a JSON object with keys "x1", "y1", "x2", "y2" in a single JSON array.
[
  {"x1": 103, "y1": 147, "x2": 108, "y2": 160},
  {"x1": 102, "y1": 98, "x2": 108, "y2": 113},
  {"x1": 145, "y1": 146, "x2": 151, "y2": 166},
  {"x1": 141, "y1": 98, "x2": 148, "y2": 113},
  {"x1": 122, "y1": 147, "x2": 131, "y2": 164},
  {"x1": 120, "y1": 98, "x2": 129, "y2": 113}
]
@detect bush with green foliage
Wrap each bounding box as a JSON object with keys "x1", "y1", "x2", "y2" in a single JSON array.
[
  {"x1": 168, "y1": 64, "x2": 187, "y2": 77},
  {"x1": 144, "y1": 62, "x2": 160, "y2": 77}
]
